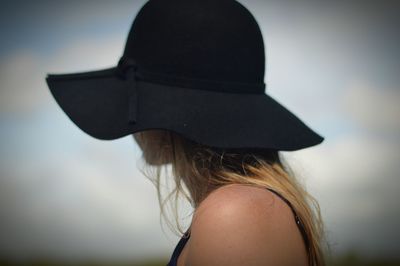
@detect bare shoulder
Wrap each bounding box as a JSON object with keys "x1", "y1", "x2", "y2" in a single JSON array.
[{"x1": 185, "y1": 184, "x2": 308, "y2": 266}]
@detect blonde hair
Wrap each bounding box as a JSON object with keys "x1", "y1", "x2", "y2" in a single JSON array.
[{"x1": 135, "y1": 129, "x2": 328, "y2": 266}]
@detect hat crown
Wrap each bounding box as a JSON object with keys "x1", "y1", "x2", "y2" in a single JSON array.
[{"x1": 123, "y1": 0, "x2": 265, "y2": 87}]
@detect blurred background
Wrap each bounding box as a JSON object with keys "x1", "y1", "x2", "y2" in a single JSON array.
[{"x1": 0, "y1": 0, "x2": 399, "y2": 265}]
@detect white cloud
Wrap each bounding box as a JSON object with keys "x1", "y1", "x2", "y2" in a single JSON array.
[
  {"x1": 0, "y1": 37, "x2": 124, "y2": 115},
  {"x1": 0, "y1": 137, "x2": 182, "y2": 260},
  {"x1": 282, "y1": 85, "x2": 400, "y2": 257},
  {"x1": 341, "y1": 80, "x2": 400, "y2": 133},
  {"x1": 0, "y1": 51, "x2": 48, "y2": 114},
  {"x1": 46, "y1": 37, "x2": 124, "y2": 74}
]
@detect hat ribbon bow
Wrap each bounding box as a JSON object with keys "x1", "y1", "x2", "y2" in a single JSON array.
[{"x1": 116, "y1": 57, "x2": 140, "y2": 125}]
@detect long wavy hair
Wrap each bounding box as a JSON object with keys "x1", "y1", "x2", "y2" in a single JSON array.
[{"x1": 134, "y1": 129, "x2": 328, "y2": 266}]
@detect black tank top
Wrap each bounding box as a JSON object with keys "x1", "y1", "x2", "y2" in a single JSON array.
[{"x1": 166, "y1": 188, "x2": 310, "y2": 266}]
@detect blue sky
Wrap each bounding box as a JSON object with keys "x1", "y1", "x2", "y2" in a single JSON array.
[{"x1": 1, "y1": 0, "x2": 399, "y2": 262}]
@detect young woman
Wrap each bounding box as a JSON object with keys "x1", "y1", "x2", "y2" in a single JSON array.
[
  {"x1": 46, "y1": 0, "x2": 327, "y2": 265},
  {"x1": 134, "y1": 129, "x2": 326, "y2": 266}
]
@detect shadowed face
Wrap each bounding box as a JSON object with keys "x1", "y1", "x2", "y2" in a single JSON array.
[{"x1": 133, "y1": 130, "x2": 173, "y2": 166}]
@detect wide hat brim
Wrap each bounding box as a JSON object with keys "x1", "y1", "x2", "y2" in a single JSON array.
[{"x1": 46, "y1": 66, "x2": 324, "y2": 151}]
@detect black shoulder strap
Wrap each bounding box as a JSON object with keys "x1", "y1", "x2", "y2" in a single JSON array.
[{"x1": 266, "y1": 188, "x2": 310, "y2": 253}]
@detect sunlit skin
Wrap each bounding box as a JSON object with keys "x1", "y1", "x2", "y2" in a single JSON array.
[
  {"x1": 179, "y1": 184, "x2": 309, "y2": 266},
  {"x1": 133, "y1": 130, "x2": 308, "y2": 266}
]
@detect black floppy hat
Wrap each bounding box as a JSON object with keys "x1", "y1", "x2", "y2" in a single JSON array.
[{"x1": 46, "y1": 0, "x2": 324, "y2": 151}]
